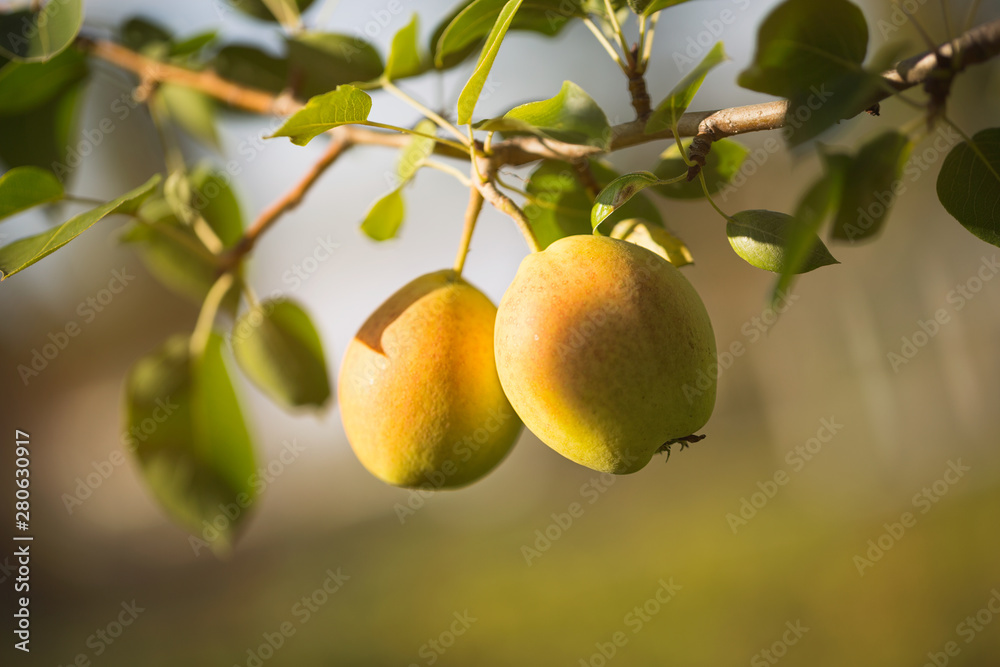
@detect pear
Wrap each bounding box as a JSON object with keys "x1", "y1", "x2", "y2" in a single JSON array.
[
  {"x1": 494, "y1": 235, "x2": 716, "y2": 474},
  {"x1": 339, "y1": 270, "x2": 522, "y2": 488}
]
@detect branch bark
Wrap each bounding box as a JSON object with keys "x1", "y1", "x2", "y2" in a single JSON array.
[
  {"x1": 78, "y1": 18, "x2": 1000, "y2": 168},
  {"x1": 76, "y1": 17, "x2": 1000, "y2": 255},
  {"x1": 223, "y1": 134, "x2": 353, "y2": 269}
]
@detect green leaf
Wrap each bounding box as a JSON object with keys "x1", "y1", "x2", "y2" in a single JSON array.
[
  {"x1": 227, "y1": 0, "x2": 315, "y2": 22},
  {"x1": 212, "y1": 45, "x2": 288, "y2": 96},
  {"x1": 727, "y1": 209, "x2": 838, "y2": 274},
  {"x1": 0, "y1": 166, "x2": 64, "y2": 221},
  {"x1": 457, "y1": 0, "x2": 524, "y2": 125},
  {"x1": 170, "y1": 31, "x2": 218, "y2": 58},
  {"x1": 270, "y1": 85, "x2": 372, "y2": 146},
  {"x1": 0, "y1": 79, "x2": 83, "y2": 176},
  {"x1": 584, "y1": 0, "x2": 629, "y2": 21},
  {"x1": 0, "y1": 0, "x2": 83, "y2": 62},
  {"x1": 287, "y1": 32, "x2": 383, "y2": 99},
  {"x1": 0, "y1": 46, "x2": 88, "y2": 115},
  {"x1": 231, "y1": 298, "x2": 331, "y2": 409},
  {"x1": 157, "y1": 83, "x2": 219, "y2": 147},
  {"x1": 524, "y1": 161, "x2": 595, "y2": 249},
  {"x1": 524, "y1": 160, "x2": 663, "y2": 249},
  {"x1": 773, "y1": 167, "x2": 846, "y2": 302},
  {"x1": 0, "y1": 175, "x2": 160, "y2": 280},
  {"x1": 475, "y1": 80, "x2": 611, "y2": 148},
  {"x1": 120, "y1": 16, "x2": 172, "y2": 54},
  {"x1": 397, "y1": 119, "x2": 437, "y2": 185},
  {"x1": 936, "y1": 127, "x2": 1000, "y2": 248},
  {"x1": 360, "y1": 188, "x2": 405, "y2": 241},
  {"x1": 121, "y1": 217, "x2": 217, "y2": 306},
  {"x1": 589, "y1": 162, "x2": 663, "y2": 228},
  {"x1": 120, "y1": 196, "x2": 239, "y2": 313},
  {"x1": 435, "y1": 0, "x2": 508, "y2": 68},
  {"x1": 591, "y1": 171, "x2": 661, "y2": 231},
  {"x1": 259, "y1": 0, "x2": 303, "y2": 27},
  {"x1": 610, "y1": 219, "x2": 693, "y2": 267},
  {"x1": 647, "y1": 42, "x2": 726, "y2": 134},
  {"x1": 785, "y1": 42, "x2": 908, "y2": 147},
  {"x1": 639, "y1": 0, "x2": 695, "y2": 16},
  {"x1": 738, "y1": 0, "x2": 868, "y2": 99},
  {"x1": 384, "y1": 13, "x2": 425, "y2": 80},
  {"x1": 431, "y1": 2, "x2": 491, "y2": 70},
  {"x1": 124, "y1": 333, "x2": 257, "y2": 554},
  {"x1": 652, "y1": 138, "x2": 748, "y2": 200},
  {"x1": 189, "y1": 164, "x2": 245, "y2": 247},
  {"x1": 433, "y1": 0, "x2": 580, "y2": 70},
  {"x1": 828, "y1": 131, "x2": 912, "y2": 243}
]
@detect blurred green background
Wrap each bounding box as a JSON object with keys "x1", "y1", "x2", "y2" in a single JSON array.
[{"x1": 2, "y1": 0, "x2": 1000, "y2": 665}]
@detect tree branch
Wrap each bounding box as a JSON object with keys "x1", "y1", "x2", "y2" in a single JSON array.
[
  {"x1": 223, "y1": 134, "x2": 353, "y2": 270},
  {"x1": 78, "y1": 36, "x2": 301, "y2": 117},
  {"x1": 475, "y1": 162, "x2": 541, "y2": 253},
  {"x1": 77, "y1": 17, "x2": 1000, "y2": 254},
  {"x1": 79, "y1": 19, "x2": 1000, "y2": 168},
  {"x1": 454, "y1": 185, "x2": 484, "y2": 275}
]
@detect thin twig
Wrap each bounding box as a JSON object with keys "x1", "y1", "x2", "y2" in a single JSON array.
[
  {"x1": 640, "y1": 13, "x2": 659, "y2": 71},
  {"x1": 381, "y1": 79, "x2": 468, "y2": 145},
  {"x1": 582, "y1": 17, "x2": 627, "y2": 72},
  {"x1": 420, "y1": 160, "x2": 473, "y2": 186},
  {"x1": 454, "y1": 185, "x2": 484, "y2": 275},
  {"x1": 224, "y1": 135, "x2": 353, "y2": 269},
  {"x1": 475, "y1": 173, "x2": 541, "y2": 253},
  {"x1": 602, "y1": 0, "x2": 633, "y2": 67},
  {"x1": 189, "y1": 271, "x2": 235, "y2": 357},
  {"x1": 77, "y1": 36, "x2": 301, "y2": 116}
]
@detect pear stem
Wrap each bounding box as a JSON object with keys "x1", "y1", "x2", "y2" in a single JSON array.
[{"x1": 454, "y1": 185, "x2": 484, "y2": 276}]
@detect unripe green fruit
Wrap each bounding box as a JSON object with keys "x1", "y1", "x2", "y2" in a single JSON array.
[
  {"x1": 494, "y1": 236, "x2": 716, "y2": 474},
  {"x1": 339, "y1": 270, "x2": 522, "y2": 489}
]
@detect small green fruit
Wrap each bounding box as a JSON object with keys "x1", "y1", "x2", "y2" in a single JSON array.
[
  {"x1": 339, "y1": 270, "x2": 522, "y2": 488},
  {"x1": 494, "y1": 235, "x2": 716, "y2": 474}
]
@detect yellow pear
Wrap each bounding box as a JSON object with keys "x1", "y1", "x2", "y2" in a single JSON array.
[
  {"x1": 339, "y1": 270, "x2": 522, "y2": 488},
  {"x1": 494, "y1": 235, "x2": 716, "y2": 474}
]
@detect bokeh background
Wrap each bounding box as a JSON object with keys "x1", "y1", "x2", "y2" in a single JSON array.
[{"x1": 2, "y1": 0, "x2": 1000, "y2": 664}]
